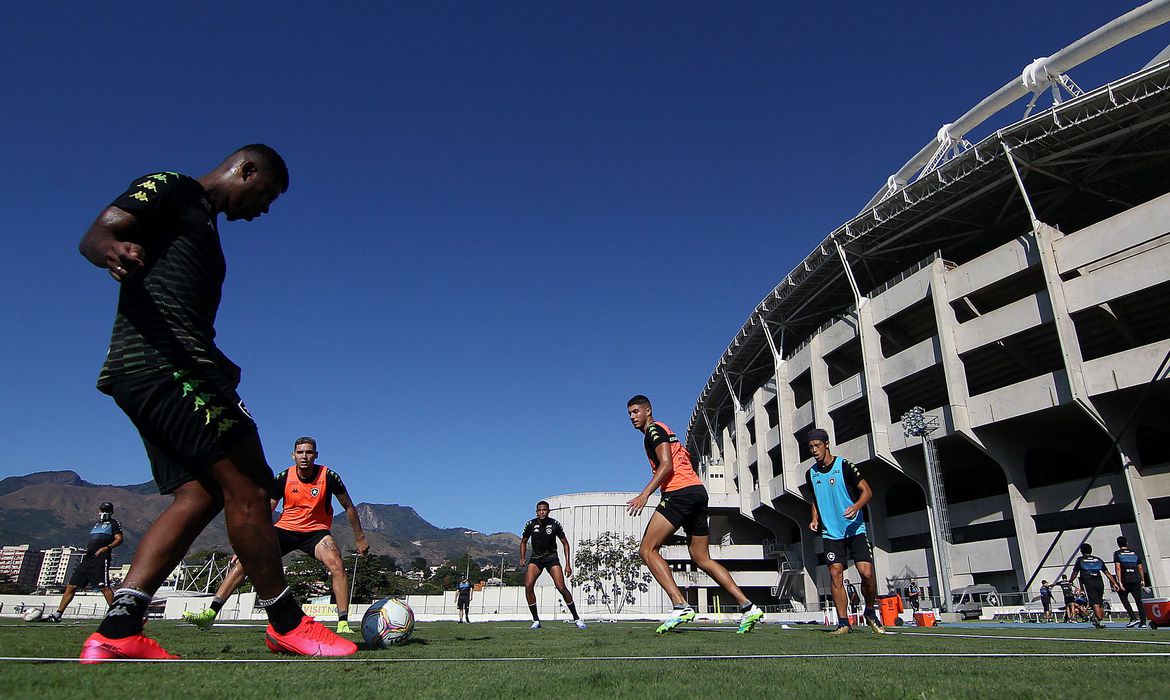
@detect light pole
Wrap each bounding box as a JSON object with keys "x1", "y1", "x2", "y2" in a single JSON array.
[
  {"x1": 464, "y1": 530, "x2": 478, "y2": 581},
  {"x1": 901, "y1": 406, "x2": 954, "y2": 612},
  {"x1": 496, "y1": 551, "x2": 507, "y2": 615}
]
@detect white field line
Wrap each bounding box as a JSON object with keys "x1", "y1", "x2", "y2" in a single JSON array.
[{"x1": 3, "y1": 651, "x2": 1170, "y2": 664}]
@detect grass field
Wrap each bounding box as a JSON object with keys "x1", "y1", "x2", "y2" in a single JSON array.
[{"x1": 2, "y1": 618, "x2": 1167, "y2": 699}]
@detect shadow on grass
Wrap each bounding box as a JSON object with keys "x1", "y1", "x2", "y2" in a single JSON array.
[{"x1": 356, "y1": 637, "x2": 430, "y2": 651}]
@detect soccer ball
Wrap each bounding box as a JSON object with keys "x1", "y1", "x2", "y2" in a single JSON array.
[
  {"x1": 22, "y1": 609, "x2": 43, "y2": 622},
  {"x1": 362, "y1": 597, "x2": 414, "y2": 647}
]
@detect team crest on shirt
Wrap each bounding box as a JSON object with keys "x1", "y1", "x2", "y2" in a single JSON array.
[
  {"x1": 544, "y1": 525, "x2": 554, "y2": 534},
  {"x1": 311, "y1": 488, "x2": 320, "y2": 497},
  {"x1": 829, "y1": 477, "x2": 836, "y2": 486},
  {"x1": 826, "y1": 552, "x2": 836, "y2": 562}
]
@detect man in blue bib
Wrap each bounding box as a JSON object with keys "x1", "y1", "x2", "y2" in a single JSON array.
[{"x1": 805, "y1": 428, "x2": 884, "y2": 636}]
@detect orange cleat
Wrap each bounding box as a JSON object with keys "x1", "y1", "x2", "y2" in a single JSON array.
[
  {"x1": 80, "y1": 632, "x2": 179, "y2": 664},
  {"x1": 265, "y1": 616, "x2": 357, "y2": 657}
]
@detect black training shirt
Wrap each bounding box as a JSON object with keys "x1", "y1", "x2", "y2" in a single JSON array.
[
  {"x1": 521, "y1": 517, "x2": 564, "y2": 558},
  {"x1": 97, "y1": 172, "x2": 237, "y2": 388}
]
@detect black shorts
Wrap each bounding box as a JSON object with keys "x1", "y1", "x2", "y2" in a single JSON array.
[
  {"x1": 103, "y1": 365, "x2": 261, "y2": 495},
  {"x1": 68, "y1": 556, "x2": 110, "y2": 589},
  {"x1": 1041, "y1": 597, "x2": 1052, "y2": 613},
  {"x1": 656, "y1": 485, "x2": 710, "y2": 538},
  {"x1": 1082, "y1": 579, "x2": 1105, "y2": 607},
  {"x1": 823, "y1": 534, "x2": 873, "y2": 566},
  {"x1": 457, "y1": 597, "x2": 470, "y2": 610},
  {"x1": 527, "y1": 555, "x2": 562, "y2": 572},
  {"x1": 1062, "y1": 593, "x2": 1075, "y2": 606},
  {"x1": 275, "y1": 528, "x2": 332, "y2": 557}
]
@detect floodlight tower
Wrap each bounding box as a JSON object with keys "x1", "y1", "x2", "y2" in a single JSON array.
[{"x1": 901, "y1": 406, "x2": 954, "y2": 612}]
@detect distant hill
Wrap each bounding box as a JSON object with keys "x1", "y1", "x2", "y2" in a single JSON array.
[{"x1": 0, "y1": 470, "x2": 520, "y2": 568}]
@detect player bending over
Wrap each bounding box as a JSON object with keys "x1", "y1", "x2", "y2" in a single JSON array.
[
  {"x1": 520, "y1": 501, "x2": 586, "y2": 629},
  {"x1": 626, "y1": 395, "x2": 764, "y2": 634}
]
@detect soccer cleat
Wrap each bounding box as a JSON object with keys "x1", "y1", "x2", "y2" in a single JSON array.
[
  {"x1": 80, "y1": 632, "x2": 179, "y2": 664},
  {"x1": 828, "y1": 624, "x2": 852, "y2": 636},
  {"x1": 1092, "y1": 619, "x2": 1105, "y2": 629},
  {"x1": 864, "y1": 613, "x2": 886, "y2": 635},
  {"x1": 529, "y1": 621, "x2": 541, "y2": 630},
  {"x1": 1126, "y1": 619, "x2": 1141, "y2": 628},
  {"x1": 265, "y1": 617, "x2": 357, "y2": 657},
  {"x1": 655, "y1": 607, "x2": 696, "y2": 634},
  {"x1": 736, "y1": 607, "x2": 764, "y2": 634},
  {"x1": 336, "y1": 620, "x2": 354, "y2": 635},
  {"x1": 575, "y1": 620, "x2": 587, "y2": 629},
  {"x1": 181, "y1": 609, "x2": 217, "y2": 631},
  {"x1": 44, "y1": 612, "x2": 62, "y2": 623}
]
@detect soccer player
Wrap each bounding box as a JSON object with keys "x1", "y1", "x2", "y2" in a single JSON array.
[
  {"x1": 844, "y1": 579, "x2": 860, "y2": 617},
  {"x1": 1068, "y1": 542, "x2": 1119, "y2": 628},
  {"x1": 1057, "y1": 574, "x2": 1076, "y2": 622},
  {"x1": 625, "y1": 395, "x2": 764, "y2": 634},
  {"x1": 906, "y1": 579, "x2": 922, "y2": 613},
  {"x1": 45, "y1": 502, "x2": 122, "y2": 622},
  {"x1": 457, "y1": 579, "x2": 472, "y2": 623},
  {"x1": 520, "y1": 501, "x2": 586, "y2": 629},
  {"x1": 1039, "y1": 580, "x2": 1054, "y2": 622},
  {"x1": 1114, "y1": 536, "x2": 1149, "y2": 628},
  {"x1": 804, "y1": 427, "x2": 884, "y2": 636},
  {"x1": 78, "y1": 146, "x2": 355, "y2": 661},
  {"x1": 184, "y1": 436, "x2": 370, "y2": 633}
]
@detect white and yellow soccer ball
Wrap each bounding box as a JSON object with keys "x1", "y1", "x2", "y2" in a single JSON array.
[{"x1": 362, "y1": 597, "x2": 415, "y2": 647}]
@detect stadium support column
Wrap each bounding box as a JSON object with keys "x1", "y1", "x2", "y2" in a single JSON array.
[
  {"x1": 928, "y1": 258, "x2": 977, "y2": 442},
  {"x1": 1098, "y1": 413, "x2": 1167, "y2": 588},
  {"x1": 724, "y1": 372, "x2": 754, "y2": 517},
  {"x1": 1006, "y1": 143, "x2": 1163, "y2": 585},
  {"x1": 834, "y1": 241, "x2": 896, "y2": 466}
]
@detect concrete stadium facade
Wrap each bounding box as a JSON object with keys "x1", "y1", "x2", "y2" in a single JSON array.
[{"x1": 685, "y1": 4, "x2": 1170, "y2": 611}]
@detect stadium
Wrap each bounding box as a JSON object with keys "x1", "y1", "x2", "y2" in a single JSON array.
[{"x1": 679, "y1": 2, "x2": 1170, "y2": 614}]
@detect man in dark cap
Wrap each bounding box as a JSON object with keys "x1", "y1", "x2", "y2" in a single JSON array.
[
  {"x1": 46, "y1": 502, "x2": 123, "y2": 622},
  {"x1": 804, "y1": 427, "x2": 884, "y2": 636}
]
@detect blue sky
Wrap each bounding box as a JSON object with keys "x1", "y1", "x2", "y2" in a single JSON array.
[{"x1": 2, "y1": 2, "x2": 1165, "y2": 536}]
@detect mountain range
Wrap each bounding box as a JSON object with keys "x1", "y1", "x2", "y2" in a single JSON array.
[{"x1": 0, "y1": 471, "x2": 520, "y2": 568}]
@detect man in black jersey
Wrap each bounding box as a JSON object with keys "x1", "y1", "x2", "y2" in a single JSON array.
[
  {"x1": 1057, "y1": 574, "x2": 1076, "y2": 623},
  {"x1": 46, "y1": 502, "x2": 123, "y2": 622},
  {"x1": 520, "y1": 501, "x2": 586, "y2": 629},
  {"x1": 1069, "y1": 543, "x2": 1120, "y2": 628},
  {"x1": 1113, "y1": 536, "x2": 1149, "y2": 628},
  {"x1": 78, "y1": 145, "x2": 354, "y2": 661}
]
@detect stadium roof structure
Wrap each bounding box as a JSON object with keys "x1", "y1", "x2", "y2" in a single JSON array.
[{"x1": 687, "y1": 1, "x2": 1170, "y2": 457}]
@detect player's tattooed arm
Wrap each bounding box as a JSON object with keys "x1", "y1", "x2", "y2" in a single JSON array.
[
  {"x1": 336, "y1": 489, "x2": 369, "y2": 555},
  {"x1": 79, "y1": 206, "x2": 145, "y2": 283}
]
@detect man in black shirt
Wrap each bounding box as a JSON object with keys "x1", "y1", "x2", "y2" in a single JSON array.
[
  {"x1": 520, "y1": 501, "x2": 585, "y2": 629},
  {"x1": 78, "y1": 145, "x2": 354, "y2": 662},
  {"x1": 1039, "y1": 580, "x2": 1054, "y2": 622},
  {"x1": 1113, "y1": 536, "x2": 1149, "y2": 628},
  {"x1": 46, "y1": 502, "x2": 123, "y2": 622},
  {"x1": 1057, "y1": 575, "x2": 1076, "y2": 623},
  {"x1": 1069, "y1": 543, "x2": 1120, "y2": 628}
]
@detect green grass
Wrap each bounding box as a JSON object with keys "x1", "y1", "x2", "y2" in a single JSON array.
[{"x1": 2, "y1": 618, "x2": 1167, "y2": 699}]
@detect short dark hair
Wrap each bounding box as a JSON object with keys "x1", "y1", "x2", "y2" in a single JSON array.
[
  {"x1": 627, "y1": 394, "x2": 651, "y2": 408},
  {"x1": 1041, "y1": 579, "x2": 1048, "y2": 585},
  {"x1": 1117, "y1": 536, "x2": 1128, "y2": 547},
  {"x1": 536, "y1": 500, "x2": 550, "y2": 509},
  {"x1": 234, "y1": 143, "x2": 289, "y2": 193},
  {"x1": 293, "y1": 436, "x2": 317, "y2": 450},
  {"x1": 1080, "y1": 542, "x2": 1093, "y2": 555}
]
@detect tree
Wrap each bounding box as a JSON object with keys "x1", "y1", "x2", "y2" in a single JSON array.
[
  {"x1": 573, "y1": 533, "x2": 652, "y2": 614},
  {"x1": 411, "y1": 556, "x2": 428, "y2": 575}
]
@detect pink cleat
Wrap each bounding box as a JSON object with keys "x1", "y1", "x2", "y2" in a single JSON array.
[
  {"x1": 80, "y1": 632, "x2": 179, "y2": 664},
  {"x1": 265, "y1": 617, "x2": 357, "y2": 657}
]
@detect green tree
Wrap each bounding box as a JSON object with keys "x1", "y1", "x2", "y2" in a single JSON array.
[
  {"x1": 573, "y1": 533, "x2": 652, "y2": 614},
  {"x1": 411, "y1": 556, "x2": 428, "y2": 575},
  {"x1": 285, "y1": 554, "x2": 329, "y2": 601}
]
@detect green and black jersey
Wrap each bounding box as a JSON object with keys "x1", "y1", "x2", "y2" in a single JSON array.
[{"x1": 97, "y1": 172, "x2": 238, "y2": 389}]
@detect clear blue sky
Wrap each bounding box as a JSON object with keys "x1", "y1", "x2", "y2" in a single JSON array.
[{"x1": 2, "y1": 2, "x2": 1165, "y2": 536}]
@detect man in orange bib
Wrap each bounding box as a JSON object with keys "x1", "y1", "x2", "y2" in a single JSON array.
[
  {"x1": 625, "y1": 395, "x2": 764, "y2": 634},
  {"x1": 184, "y1": 436, "x2": 369, "y2": 634}
]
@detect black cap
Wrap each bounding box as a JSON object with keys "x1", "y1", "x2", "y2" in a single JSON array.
[{"x1": 99, "y1": 502, "x2": 114, "y2": 513}]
